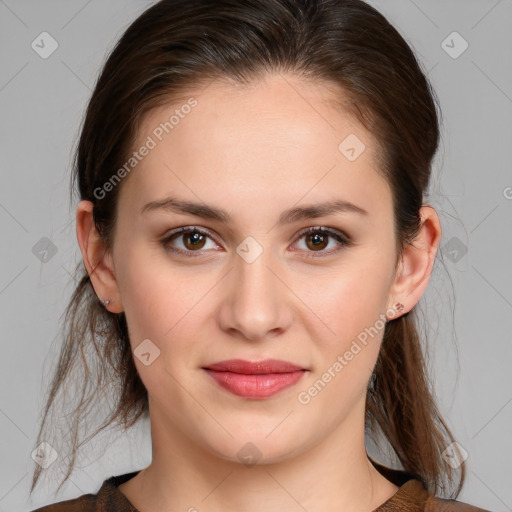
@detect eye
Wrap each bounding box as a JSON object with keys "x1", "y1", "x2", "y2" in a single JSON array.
[
  {"x1": 160, "y1": 226, "x2": 352, "y2": 258},
  {"x1": 161, "y1": 226, "x2": 220, "y2": 257},
  {"x1": 292, "y1": 226, "x2": 352, "y2": 258}
]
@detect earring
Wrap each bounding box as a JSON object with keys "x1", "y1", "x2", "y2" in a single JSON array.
[
  {"x1": 394, "y1": 302, "x2": 405, "y2": 313},
  {"x1": 386, "y1": 302, "x2": 405, "y2": 323},
  {"x1": 100, "y1": 299, "x2": 111, "y2": 307}
]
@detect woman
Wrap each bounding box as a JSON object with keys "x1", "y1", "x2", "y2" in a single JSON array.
[{"x1": 29, "y1": 0, "x2": 490, "y2": 510}]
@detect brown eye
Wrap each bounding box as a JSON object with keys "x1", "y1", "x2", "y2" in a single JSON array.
[
  {"x1": 161, "y1": 226, "x2": 219, "y2": 257},
  {"x1": 182, "y1": 230, "x2": 207, "y2": 250},
  {"x1": 293, "y1": 227, "x2": 352, "y2": 258},
  {"x1": 304, "y1": 231, "x2": 329, "y2": 251}
]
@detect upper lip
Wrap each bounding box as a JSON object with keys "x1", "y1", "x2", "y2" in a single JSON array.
[{"x1": 204, "y1": 359, "x2": 305, "y2": 374}]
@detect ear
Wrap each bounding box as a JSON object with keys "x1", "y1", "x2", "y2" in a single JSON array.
[
  {"x1": 76, "y1": 200, "x2": 123, "y2": 313},
  {"x1": 387, "y1": 205, "x2": 442, "y2": 317}
]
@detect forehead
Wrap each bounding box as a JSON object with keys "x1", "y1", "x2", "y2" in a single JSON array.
[{"x1": 122, "y1": 73, "x2": 391, "y2": 222}]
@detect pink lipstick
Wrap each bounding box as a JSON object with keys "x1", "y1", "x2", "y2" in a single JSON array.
[{"x1": 203, "y1": 359, "x2": 307, "y2": 399}]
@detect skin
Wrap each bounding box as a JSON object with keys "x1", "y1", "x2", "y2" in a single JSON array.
[{"x1": 76, "y1": 73, "x2": 441, "y2": 512}]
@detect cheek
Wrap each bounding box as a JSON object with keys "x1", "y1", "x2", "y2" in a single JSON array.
[
  {"x1": 115, "y1": 244, "x2": 221, "y2": 358},
  {"x1": 114, "y1": 244, "x2": 170, "y2": 349},
  {"x1": 292, "y1": 260, "x2": 392, "y2": 399},
  {"x1": 114, "y1": 251, "x2": 204, "y2": 398},
  {"x1": 294, "y1": 262, "x2": 391, "y2": 342},
  {"x1": 294, "y1": 273, "x2": 387, "y2": 418}
]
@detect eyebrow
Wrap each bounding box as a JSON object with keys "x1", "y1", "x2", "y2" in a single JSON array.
[{"x1": 140, "y1": 196, "x2": 368, "y2": 225}]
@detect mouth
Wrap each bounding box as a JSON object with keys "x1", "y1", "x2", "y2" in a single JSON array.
[{"x1": 202, "y1": 359, "x2": 308, "y2": 399}]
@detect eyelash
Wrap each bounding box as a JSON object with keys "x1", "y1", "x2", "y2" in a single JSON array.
[{"x1": 160, "y1": 226, "x2": 352, "y2": 259}]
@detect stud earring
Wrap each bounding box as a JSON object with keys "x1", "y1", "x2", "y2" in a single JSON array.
[
  {"x1": 394, "y1": 302, "x2": 405, "y2": 313},
  {"x1": 386, "y1": 302, "x2": 405, "y2": 323},
  {"x1": 100, "y1": 299, "x2": 111, "y2": 307}
]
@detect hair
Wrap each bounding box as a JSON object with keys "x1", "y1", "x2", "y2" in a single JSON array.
[{"x1": 30, "y1": 0, "x2": 466, "y2": 500}]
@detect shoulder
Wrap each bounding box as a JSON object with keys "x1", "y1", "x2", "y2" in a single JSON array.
[
  {"x1": 426, "y1": 495, "x2": 493, "y2": 512},
  {"x1": 29, "y1": 493, "x2": 96, "y2": 511},
  {"x1": 369, "y1": 460, "x2": 493, "y2": 512},
  {"x1": 28, "y1": 471, "x2": 141, "y2": 512}
]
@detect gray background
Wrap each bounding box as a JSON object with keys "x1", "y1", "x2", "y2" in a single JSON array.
[{"x1": 1, "y1": 1, "x2": 511, "y2": 511}]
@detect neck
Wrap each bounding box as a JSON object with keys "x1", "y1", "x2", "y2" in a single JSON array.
[{"x1": 119, "y1": 396, "x2": 399, "y2": 512}]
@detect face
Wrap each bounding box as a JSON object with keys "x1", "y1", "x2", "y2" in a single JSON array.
[{"x1": 109, "y1": 74, "x2": 400, "y2": 464}]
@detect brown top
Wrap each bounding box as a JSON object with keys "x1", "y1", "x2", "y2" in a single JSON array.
[{"x1": 30, "y1": 462, "x2": 492, "y2": 512}]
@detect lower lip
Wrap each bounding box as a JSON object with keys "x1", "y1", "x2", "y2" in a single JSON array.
[{"x1": 203, "y1": 369, "x2": 306, "y2": 398}]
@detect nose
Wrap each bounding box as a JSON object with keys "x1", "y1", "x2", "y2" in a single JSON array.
[{"x1": 216, "y1": 244, "x2": 295, "y2": 342}]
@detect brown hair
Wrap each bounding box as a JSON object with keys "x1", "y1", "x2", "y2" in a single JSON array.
[{"x1": 30, "y1": 0, "x2": 465, "y2": 499}]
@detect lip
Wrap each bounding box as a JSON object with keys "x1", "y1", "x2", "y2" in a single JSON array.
[
  {"x1": 203, "y1": 359, "x2": 307, "y2": 399},
  {"x1": 204, "y1": 359, "x2": 305, "y2": 374}
]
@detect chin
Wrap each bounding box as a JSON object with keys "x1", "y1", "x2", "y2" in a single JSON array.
[{"x1": 199, "y1": 426, "x2": 309, "y2": 467}]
